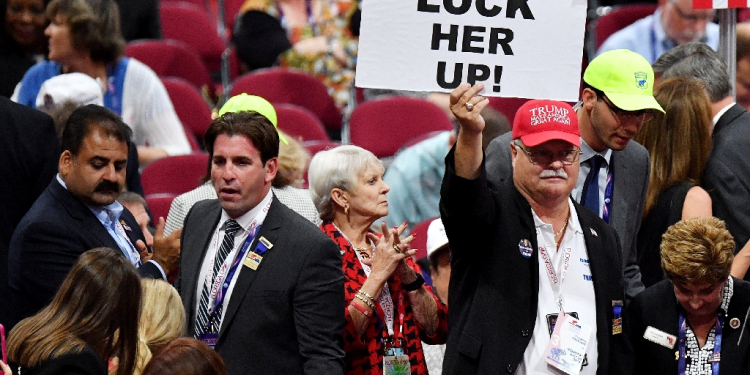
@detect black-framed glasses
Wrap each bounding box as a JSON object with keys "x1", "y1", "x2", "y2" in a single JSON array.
[
  {"x1": 600, "y1": 96, "x2": 655, "y2": 123},
  {"x1": 515, "y1": 143, "x2": 582, "y2": 165},
  {"x1": 671, "y1": 2, "x2": 714, "y2": 24}
]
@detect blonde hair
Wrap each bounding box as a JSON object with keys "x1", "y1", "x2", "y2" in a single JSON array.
[
  {"x1": 133, "y1": 279, "x2": 186, "y2": 375},
  {"x1": 273, "y1": 132, "x2": 310, "y2": 188},
  {"x1": 661, "y1": 217, "x2": 735, "y2": 286}
]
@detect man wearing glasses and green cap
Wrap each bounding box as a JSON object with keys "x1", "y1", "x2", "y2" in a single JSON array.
[{"x1": 486, "y1": 49, "x2": 665, "y2": 304}]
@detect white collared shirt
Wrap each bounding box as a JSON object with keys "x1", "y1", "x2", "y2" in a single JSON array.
[
  {"x1": 195, "y1": 189, "x2": 273, "y2": 326},
  {"x1": 516, "y1": 199, "x2": 598, "y2": 375},
  {"x1": 712, "y1": 102, "x2": 735, "y2": 129}
]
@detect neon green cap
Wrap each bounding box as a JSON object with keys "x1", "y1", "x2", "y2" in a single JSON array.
[
  {"x1": 218, "y1": 93, "x2": 288, "y2": 144},
  {"x1": 583, "y1": 49, "x2": 665, "y2": 113}
]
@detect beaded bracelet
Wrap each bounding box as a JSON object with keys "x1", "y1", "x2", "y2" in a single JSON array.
[
  {"x1": 349, "y1": 300, "x2": 372, "y2": 317},
  {"x1": 355, "y1": 293, "x2": 376, "y2": 310},
  {"x1": 357, "y1": 290, "x2": 378, "y2": 305}
]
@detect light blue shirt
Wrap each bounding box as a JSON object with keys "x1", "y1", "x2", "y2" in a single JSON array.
[
  {"x1": 56, "y1": 174, "x2": 165, "y2": 278},
  {"x1": 383, "y1": 131, "x2": 451, "y2": 232},
  {"x1": 596, "y1": 9, "x2": 719, "y2": 64}
]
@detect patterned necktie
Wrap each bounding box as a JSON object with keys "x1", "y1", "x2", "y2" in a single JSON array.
[
  {"x1": 195, "y1": 219, "x2": 242, "y2": 338},
  {"x1": 582, "y1": 155, "x2": 604, "y2": 217}
]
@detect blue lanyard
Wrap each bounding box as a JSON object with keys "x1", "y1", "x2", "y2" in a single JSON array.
[
  {"x1": 204, "y1": 225, "x2": 263, "y2": 330},
  {"x1": 602, "y1": 159, "x2": 614, "y2": 225},
  {"x1": 678, "y1": 310, "x2": 723, "y2": 375}
]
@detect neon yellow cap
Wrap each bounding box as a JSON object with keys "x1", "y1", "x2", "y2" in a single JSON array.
[
  {"x1": 218, "y1": 93, "x2": 288, "y2": 144},
  {"x1": 584, "y1": 49, "x2": 665, "y2": 113}
]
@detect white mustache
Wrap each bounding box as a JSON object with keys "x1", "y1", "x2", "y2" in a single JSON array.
[{"x1": 540, "y1": 169, "x2": 568, "y2": 179}]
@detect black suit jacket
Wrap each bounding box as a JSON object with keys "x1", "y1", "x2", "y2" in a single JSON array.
[
  {"x1": 8, "y1": 179, "x2": 161, "y2": 328},
  {"x1": 176, "y1": 197, "x2": 345, "y2": 375},
  {"x1": 0, "y1": 98, "x2": 59, "y2": 327},
  {"x1": 440, "y1": 149, "x2": 631, "y2": 375},
  {"x1": 704, "y1": 104, "x2": 750, "y2": 266},
  {"x1": 629, "y1": 277, "x2": 750, "y2": 375}
]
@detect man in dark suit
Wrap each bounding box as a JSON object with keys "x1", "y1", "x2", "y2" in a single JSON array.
[
  {"x1": 176, "y1": 111, "x2": 345, "y2": 375},
  {"x1": 0, "y1": 97, "x2": 59, "y2": 328},
  {"x1": 486, "y1": 49, "x2": 663, "y2": 304},
  {"x1": 8, "y1": 105, "x2": 179, "y2": 329},
  {"x1": 441, "y1": 87, "x2": 631, "y2": 374},
  {"x1": 654, "y1": 42, "x2": 750, "y2": 276}
]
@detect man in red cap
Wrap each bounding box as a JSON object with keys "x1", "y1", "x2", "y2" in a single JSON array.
[{"x1": 439, "y1": 83, "x2": 631, "y2": 375}]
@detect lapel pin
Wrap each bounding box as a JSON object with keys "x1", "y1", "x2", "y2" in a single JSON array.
[
  {"x1": 590, "y1": 228, "x2": 598, "y2": 237},
  {"x1": 259, "y1": 236, "x2": 273, "y2": 249},
  {"x1": 518, "y1": 239, "x2": 533, "y2": 259},
  {"x1": 120, "y1": 220, "x2": 132, "y2": 232},
  {"x1": 731, "y1": 317, "x2": 741, "y2": 329}
]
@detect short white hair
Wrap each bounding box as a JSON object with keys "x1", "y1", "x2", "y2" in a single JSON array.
[{"x1": 308, "y1": 145, "x2": 383, "y2": 221}]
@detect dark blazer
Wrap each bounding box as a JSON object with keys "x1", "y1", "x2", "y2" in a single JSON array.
[
  {"x1": 704, "y1": 104, "x2": 750, "y2": 268},
  {"x1": 8, "y1": 178, "x2": 161, "y2": 329},
  {"x1": 14, "y1": 345, "x2": 107, "y2": 375},
  {"x1": 0, "y1": 98, "x2": 59, "y2": 327},
  {"x1": 486, "y1": 131, "x2": 648, "y2": 303},
  {"x1": 629, "y1": 277, "x2": 750, "y2": 375},
  {"x1": 176, "y1": 197, "x2": 346, "y2": 375},
  {"x1": 440, "y1": 149, "x2": 631, "y2": 375}
]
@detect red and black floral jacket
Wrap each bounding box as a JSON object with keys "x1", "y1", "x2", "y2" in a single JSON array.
[{"x1": 321, "y1": 221, "x2": 448, "y2": 375}]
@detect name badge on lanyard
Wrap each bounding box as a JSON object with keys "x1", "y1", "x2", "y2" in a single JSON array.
[
  {"x1": 545, "y1": 314, "x2": 593, "y2": 375},
  {"x1": 381, "y1": 290, "x2": 410, "y2": 375}
]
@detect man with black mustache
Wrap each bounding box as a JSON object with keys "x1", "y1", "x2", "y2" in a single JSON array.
[{"x1": 7, "y1": 104, "x2": 179, "y2": 330}]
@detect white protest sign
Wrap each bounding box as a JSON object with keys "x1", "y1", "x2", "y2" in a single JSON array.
[{"x1": 355, "y1": 0, "x2": 588, "y2": 101}]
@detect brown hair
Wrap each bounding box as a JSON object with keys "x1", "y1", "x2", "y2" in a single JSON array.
[
  {"x1": 204, "y1": 111, "x2": 279, "y2": 165},
  {"x1": 133, "y1": 279, "x2": 186, "y2": 375},
  {"x1": 141, "y1": 338, "x2": 227, "y2": 375},
  {"x1": 633, "y1": 77, "x2": 713, "y2": 219},
  {"x1": 46, "y1": 0, "x2": 124, "y2": 63},
  {"x1": 661, "y1": 217, "x2": 735, "y2": 286},
  {"x1": 8, "y1": 247, "x2": 141, "y2": 375}
]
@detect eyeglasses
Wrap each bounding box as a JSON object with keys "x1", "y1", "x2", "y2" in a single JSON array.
[
  {"x1": 515, "y1": 143, "x2": 582, "y2": 165},
  {"x1": 671, "y1": 2, "x2": 715, "y2": 24},
  {"x1": 600, "y1": 96, "x2": 655, "y2": 123}
]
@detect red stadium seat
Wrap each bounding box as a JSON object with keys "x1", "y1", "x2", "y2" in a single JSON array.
[
  {"x1": 160, "y1": 0, "x2": 211, "y2": 12},
  {"x1": 125, "y1": 39, "x2": 216, "y2": 98},
  {"x1": 302, "y1": 140, "x2": 342, "y2": 156},
  {"x1": 224, "y1": 0, "x2": 246, "y2": 34},
  {"x1": 160, "y1": 2, "x2": 226, "y2": 73},
  {"x1": 348, "y1": 97, "x2": 455, "y2": 158},
  {"x1": 161, "y1": 77, "x2": 213, "y2": 148},
  {"x1": 487, "y1": 97, "x2": 531, "y2": 127},
  {"x1": 230, "y1": 68, "x2": 343, "y2": 132},
  {"x1": 275, "y1": 103, "x2": 330, "y2": 142},
  {"x1": 594, "y1": 4, "x2": 658, "y2": 49},
  {"x1": 408, "y1": 217, "x2": 439, "y2": 261},
  {"x1": 146, "y1": 194, "x2": 177, "y2": 222},
  {"x1": 141, "y1": 153, "x2": 210, "y2": 196}
]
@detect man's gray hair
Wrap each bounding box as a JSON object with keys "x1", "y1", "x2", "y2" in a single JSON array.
[{"x1": 652, "y1": 42, "x2": 732, "y2": 103}]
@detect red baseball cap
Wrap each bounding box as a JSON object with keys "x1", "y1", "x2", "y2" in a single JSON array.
[{"x1": 512, "y1": 100, "x2": 580, "y2": 147}]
